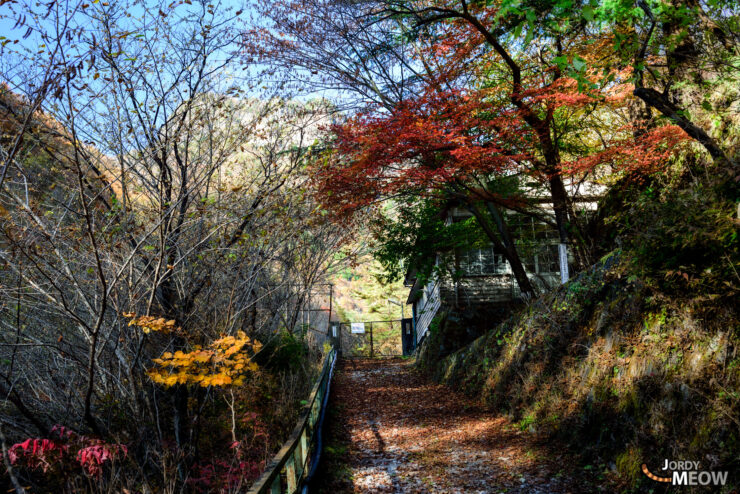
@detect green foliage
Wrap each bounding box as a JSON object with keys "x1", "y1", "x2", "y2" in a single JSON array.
[
  {"x1": 616, "y1": 178, "x2": 740, "y2": 295},
  {"x1": 518, "y1": 413, "x2": 536, "y2": 432},
  {"x1": 615, "y1": 446, "x2": 644, "y2": 489},
  {"x1": 259, "y1": 331, "x2": 310, "y2": 373},
  {"x1": 330, "y1": 252, "x2": 408, "y2": 322},
  {"x1": 371, "y1": 197, "x2": 490, "y2": 284}
]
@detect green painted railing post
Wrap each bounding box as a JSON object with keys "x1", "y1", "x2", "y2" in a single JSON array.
[
  {"x1": 285, "y1": 455, "x2": 296, "y2": 492},
  {"x1": 300, "y1": 429, "x2": 308, "y2": 471}
]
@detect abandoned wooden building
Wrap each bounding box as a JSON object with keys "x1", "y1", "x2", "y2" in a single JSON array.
[{"x1": 405, "y1": 204, "x2": 594, "y2": 348}]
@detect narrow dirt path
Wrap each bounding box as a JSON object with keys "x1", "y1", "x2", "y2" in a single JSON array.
[{"x1": 315, "y1": 358, "x2": 600, "y2": 493}]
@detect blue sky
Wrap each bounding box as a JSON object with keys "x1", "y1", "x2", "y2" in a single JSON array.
[
  {"x1": 0, "y1": 0, "x2": 343, "y2": 110},
  {"x1": 0, "y1": 0, "x2": 250, "y2": 90}
]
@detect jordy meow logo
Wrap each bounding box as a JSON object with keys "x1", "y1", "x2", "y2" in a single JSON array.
[{"x1": 642, "y1": 459, "x2": 729, "y2": 486}]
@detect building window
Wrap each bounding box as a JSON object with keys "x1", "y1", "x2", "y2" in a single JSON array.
[
  {"x1": 510, "y1": 215, "x2": 560, "y2": 275},
  {"x1": 452, "y1": 214, "x2": 564, "y2": 277},
  {"x1": 458, "y1": 246, "x2": 507, "y2": 275},
  {"x1": 526, "y1": 243, "x2": 559, "y2": 274}
]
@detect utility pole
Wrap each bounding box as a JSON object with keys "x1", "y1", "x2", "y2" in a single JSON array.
[
  {"x1": 387, "y1": 298, "x2": 404, "y2": 319},
  {"x1": 328, "y1": 284, "x2": 333, "y2": 326}
]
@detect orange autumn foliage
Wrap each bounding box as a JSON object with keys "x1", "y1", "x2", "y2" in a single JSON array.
[
  {"x1": 124, "y1": 313, "x2": 262, "y2": 387},
  {"x1": 563, "y1": 124, "x2": 692, "y2": 176},
  {"x1": 123, "y1": 313, "x2": 179, "y2": 334},
  {"x1": 148, "y1": 331, "x2": 262, "y2": 388}
]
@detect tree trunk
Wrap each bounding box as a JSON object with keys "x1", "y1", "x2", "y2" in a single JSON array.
[
  {"x1": 633, "y1": 87, "x2": 735, "y2": 168},
  {"x1": 0, "y1": 382, "x2": 48, "y2": 436},
  {"x1": 245, "y1": 289, "x2": 258, "y2": 335},
  {"x1": 157, "y1": 274, "x2": 191, "y2": 482},
  {"x1": 172, "y1": 383, "x2": 189, "y2": 481},
  {"x1": 287, "y1": 292, "x2": 305, "y2": 334},
  {"x1": 634, "y1": 0, "x2": 735, "y2": 169}
]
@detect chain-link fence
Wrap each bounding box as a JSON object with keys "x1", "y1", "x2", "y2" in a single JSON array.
[{"x1": 335, "y1": 320, "x2": 404, "y2": 358}]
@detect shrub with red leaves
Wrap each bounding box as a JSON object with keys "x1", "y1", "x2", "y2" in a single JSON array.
[
  {"x1": 7, "y1": 424, "x2": 127, "y2": 478},
  {"x1": 76, "y1": 441, "x2": 128, "y2": 477}
]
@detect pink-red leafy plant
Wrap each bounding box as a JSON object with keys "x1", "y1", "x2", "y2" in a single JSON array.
[{"x1": 7, "y1": 425, "x2": 127, "y2": 478}]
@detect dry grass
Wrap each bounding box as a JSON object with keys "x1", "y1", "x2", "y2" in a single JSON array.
[{"x1": 424, "y1": 254, "x2": 740, "y2": 492}]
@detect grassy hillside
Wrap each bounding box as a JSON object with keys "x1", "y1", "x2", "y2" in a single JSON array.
[
  {"x1": 421, "y1": 250, "x2": 739, "y2": 492},
  {"x1": 419, "y1": 169, "x2": 740, "y2": 492}
]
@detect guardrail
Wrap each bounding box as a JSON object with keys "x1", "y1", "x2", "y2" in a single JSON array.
[{"x1": 247, "y1": 347, "x2": 337, "y2": 494}]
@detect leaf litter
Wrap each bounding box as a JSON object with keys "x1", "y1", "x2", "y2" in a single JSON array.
[{"x1": 316, "y1": 358, "x2": 602, "y2": 493}]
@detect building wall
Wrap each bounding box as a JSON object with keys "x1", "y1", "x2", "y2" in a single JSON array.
[
  {"x1": 441, "y1": 275, "x2": 520, "y2": 307},
  {"x1": 409, "y1": 204, "x2": 597, "y2": 347},
  {"x1": 413, "y1": 271, "x2": 565, "y2": 341},
  {"x1": 414, "y1": 275, "x2": 521, "y2": 344},
  {"x1": 414, "y1": 279, "x2": 441, "y2": 344}
]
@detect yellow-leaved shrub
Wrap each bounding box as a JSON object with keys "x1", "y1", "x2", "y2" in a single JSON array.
[
  {"x1": 123, "y1": 313, "x2": 179, "y2": 334},
  {"x1": 147, "y1": 332, "x2": 261, "y2": 387},
  {"x1": 124, "y1": 312, "x2": 261, "y2": 387}
]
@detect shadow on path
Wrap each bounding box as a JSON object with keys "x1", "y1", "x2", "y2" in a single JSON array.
[{"x1": 314, "y1": 358, "x2": 601, "y2": 494}]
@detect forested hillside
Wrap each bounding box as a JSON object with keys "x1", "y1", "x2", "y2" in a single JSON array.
[
  {"x1": 421, "y1": 248, "x2": 739, "y2": 491},
  {"x1": 1, "y1": 0, "x2": 738, "y2": 492},
  {"x1": 0, "y1": 3, "x2": 350, "y2": 491},
  {"x1": 331, "y1": 252, "x2": 408, "y2": 323}
]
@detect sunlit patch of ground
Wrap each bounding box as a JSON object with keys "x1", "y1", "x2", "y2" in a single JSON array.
[{"x1": 315, "y1": 358, "x2": 602, "y2": 493}]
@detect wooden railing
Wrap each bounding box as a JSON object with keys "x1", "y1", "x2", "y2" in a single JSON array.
[{"x1": 247, "y1": 347, "x2": 337, "y2": 494}]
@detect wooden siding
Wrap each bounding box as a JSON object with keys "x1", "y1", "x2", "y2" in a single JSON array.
[
  {"x1": 414, "y1": 280, "x2": 441, "y2": 344},
  {"x1": 441, "y1": 275, "x2": 518, "y2": 307},
  {"x1": 438, "y1": 272, "x2": 562, "y2": 309},
  {"x1": 411, "y1": 272, "x2": 563, "y2": 345}
]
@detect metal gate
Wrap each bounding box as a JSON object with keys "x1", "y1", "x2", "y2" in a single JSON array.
[
  {"x1": 401, "y1": 318, "x2": 414, "y2": 356},
  {"x1": 332, "y1": 320, "x2": 405, "y2": 357}
]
